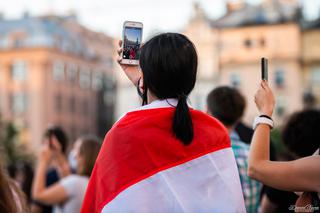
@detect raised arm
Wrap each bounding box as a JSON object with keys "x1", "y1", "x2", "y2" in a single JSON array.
[
  {"x1": 248, "y1": 81, "x2": 320, "y2": 193},
  {"x1": 32, "y1": 142, "x2": 69, "y2": 205}
]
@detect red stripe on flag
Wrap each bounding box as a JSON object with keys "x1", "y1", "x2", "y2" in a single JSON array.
[{"x1": 81, "y1": 108, "x2": 230, "y2": 213}]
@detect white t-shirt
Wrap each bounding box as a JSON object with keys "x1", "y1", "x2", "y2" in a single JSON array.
[{"x1": 54, "y1": 175, "x2": 89, "y2": 213}]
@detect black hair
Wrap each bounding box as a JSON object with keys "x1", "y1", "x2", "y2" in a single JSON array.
[
  {"x1": 139, "y1": 33, "x2": 198, "y2": 145},
  {"x1": 207, "y1": 86, "x2": 246, "y2": 126},
  {"x1": 282, "y1": 109, "x2": 320, "y2": 157},
  {"x1": 44, "y1": 126, "x2": 68, "y2": 154}
]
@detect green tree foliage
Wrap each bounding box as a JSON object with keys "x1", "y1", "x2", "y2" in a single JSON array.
[{"x1": 0, "y1": 116, "x2": 34, "y2": 167}]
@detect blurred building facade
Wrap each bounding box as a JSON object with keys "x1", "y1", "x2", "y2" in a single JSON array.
[
  {"x1": 0, "y1": 15, "x2": 115, "y2": 150},
  {"x1": 184, "y1": 0, "x2": 320, "y2": 125},
  {"x1": 302, "y1": 18, "x2": 320, "y2": 109}
]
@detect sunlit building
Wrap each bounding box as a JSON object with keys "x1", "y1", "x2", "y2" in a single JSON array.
[
  {"x1": 302, "y1": 18, "x2": 320, "y2": 108},
  {"x1": 184, "y1": 0, "x2": 320, "y2": 125},
  {"x1": 0, "y1": 14, "x2": 115, "y2": 150}
]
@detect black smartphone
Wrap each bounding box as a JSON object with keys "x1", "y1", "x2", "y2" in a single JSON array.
[{"x1": 261, "y1": 57, "x2": 268, "y2": 81}]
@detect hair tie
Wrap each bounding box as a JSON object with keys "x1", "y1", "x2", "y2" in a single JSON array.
[{"x1": 177, "y1": 94, "x2": 187, "y2": 101}]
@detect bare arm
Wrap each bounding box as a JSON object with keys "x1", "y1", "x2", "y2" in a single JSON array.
[
  {"x1": 50, "y1": 137, "x2": 71, "y2": 178},
  {"x1": 261, "y1": 194, "x2": 278, "y2": 213},
  {"x1": 32, "y1": 143, "x2": 69, "y2": 205},
  {"x1": 248, "y1": 81, "x2": 320, "y2": 192},
  {"x1": 54, "y1": 154, "x2": 71, "y2": 178}
]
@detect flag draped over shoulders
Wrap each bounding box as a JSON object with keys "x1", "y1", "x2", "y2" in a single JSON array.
[{"x1": 81, "y1": 107, "x2": 245, "y2": 213}]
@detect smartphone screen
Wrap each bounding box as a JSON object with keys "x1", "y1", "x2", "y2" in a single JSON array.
[{"x1": 122, "y1": 26, "x2": 142, "y2": 60}]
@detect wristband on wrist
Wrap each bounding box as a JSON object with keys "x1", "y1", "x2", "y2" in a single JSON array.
[
  {"x1": 253, "y1": 115, "x2": 274, "y2": 130},
  {"x1": 259, "y1": 114, "x2": 273, "y2": 121}
]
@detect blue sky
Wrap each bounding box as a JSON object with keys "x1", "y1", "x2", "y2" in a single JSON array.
[
  {"x1": 0, "y1": 0, "x2": 319, "y2": 38},
  {"x1": 125, "y1": 27, "x2": 142, "y2": 43}
]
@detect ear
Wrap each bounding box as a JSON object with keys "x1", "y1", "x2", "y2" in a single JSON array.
[{"x1": 139, "y1": 74, "x2": 144, "y2": 91}]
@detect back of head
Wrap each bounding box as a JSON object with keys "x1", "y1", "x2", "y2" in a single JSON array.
[
  {"x1": 140, "y1": 33, "x2": 198, "y2": 145},
  {"x1": 207, "y1": 86, "x2": 246, "y2": 127},
  {"x1": 78, "y1": 135, "x2": 101, "y2": 177},
  {"x1": 282, "y1": 109, "x2": 320, "y2": 157},
  {"x1": 0, "y1": 161, "x2": 28, "y2": 213},
  {"x1": 44, "y1": 126, "x2": 68, "y2": 154}
]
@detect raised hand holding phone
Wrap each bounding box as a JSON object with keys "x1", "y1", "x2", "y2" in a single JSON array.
[
  {"x1": 117, "y1": 21, "x2": 143, "y2": 86},
  {"x1": 121, "y1": 21, "x2": 143, "y2": 65},
  {"x1": 255, "y1": 81, "x2": 275, "y2": 117},
  {"x1": 255, "y1": 58, "x2": 274, "y2": 116}
]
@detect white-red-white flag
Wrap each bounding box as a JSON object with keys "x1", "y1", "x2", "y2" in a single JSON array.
[{"x1": 81, "y1": 107, "x2": 245, "y2": 213}]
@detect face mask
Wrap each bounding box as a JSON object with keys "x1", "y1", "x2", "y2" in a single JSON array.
[{"x1": 68, "y1": 150, "x2": 77, "y2": 172}]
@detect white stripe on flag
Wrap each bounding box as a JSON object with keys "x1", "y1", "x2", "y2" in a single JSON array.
[{"x1": 102, "y1": 148, "x2": 246, "y2": 213}]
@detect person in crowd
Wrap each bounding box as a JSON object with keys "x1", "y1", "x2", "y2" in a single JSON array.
[
  {"x1": 0, "y1": 158, "x2": 29, "y2": 213},
  {"x1": 8, "y1": 161, "x2": 34, "y2": 204},
  {"x1": 248, "y1": 81, "x2": 320, "y2": 209},
  {"x1": 81, "y1": 33, "x2": 245, "y2": 212},
  {"x1": 259, "y1": 109, "x2": 320, "y2": 213},
  {"x1": 129, "y1": 46, "x2": 136, "y2": 59},
  {"x1": 32, "y1": 135, "x2": 101, "y2": 213},
  {"x1": 207, "y1": 86, "x2": 262, "y2": 213},
  {"x1": 32, "y1": 126, "x2": 70, "y2": 213}
]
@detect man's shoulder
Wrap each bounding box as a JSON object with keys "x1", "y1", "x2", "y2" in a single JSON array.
[
  {"x1": 191, "y1": 109, "x2": 229, "y2": 133},
  {"x1": 231, "y1": 138, "x2": 250, "y2": 157}
]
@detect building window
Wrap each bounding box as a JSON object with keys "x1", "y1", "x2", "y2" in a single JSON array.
[
  {"x1": 83, "y1": 100, "x2": 89, "y2": 115},
  {"x1": 69, "y1": 97, "x2": 76, "y2": 113},
  {"x1": 103, "y1": 92, "x2": 114, "y2": 106},
  {"x1": 67, "y1": 64, "x2": 78, "y2": 83},
  {"x1": 105, "y1": 58, "x2": 113, "y2": 69},
  {"x1": 11, "y1": 61, "x2": 27, "y2": 81},
  {"x1": 13, "y1": 38, "x2": 24, "y2": 48},
  {"x1": 53, "y1": 61, "x2": 65, "y2": 81},
  {"x1": 260, "y1": 38, "x2": 266, "y2": 47},
  {"x1": 275, "y1": 96, "x2": 286, "y2": 117},
  {"x1": 311, "y1": 67, "x2": 320, "y2": 85},
  {"x1": 274, "y1": 69, "x2": 285, "y2": 88},
  {"x1": 92, "y1": 72, "x2": 103, "y2": 91},
  {"x1": 70, "y1": 125, "x2": 76, "y2": 141},
  {"x1": 244, "y1": 39, "x2": 252, "y2": 48},
  {"x1": 79, "y1": 68, "x2": 91, "y2": 89},
  {"x1": 11, "y1": 92, "x2": 27, "y2": 114},
  {"x1": 230, "y1": 73, "x2": 241, "y2": 88},
  {"x1": 55, "y1": 94, "x2": 62, "y2": 112}
]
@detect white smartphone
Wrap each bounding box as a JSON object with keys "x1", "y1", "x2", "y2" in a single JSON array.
[{"x1": 121, "y1": 21, "x2": 143, "y2": 65}]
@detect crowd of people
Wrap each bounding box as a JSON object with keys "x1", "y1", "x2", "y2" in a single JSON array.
[
  {"x1": 123, "y1": 44, "x2": 139, "y2": 60},
  {"x1": 0, "y1": 127, "x2": 101, "y2": 213},
  {"x1": 0, "y1": 32, "x2": 319, "y2": 213}
]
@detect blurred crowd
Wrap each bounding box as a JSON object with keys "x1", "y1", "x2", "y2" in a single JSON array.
[
  {"x1": 0, "y1": 32, "x2": 319, "y2": 213},
  {"x1": 0, "y1": 84, "x2": 319, "y2": 213},
  {"x1": 123, "y1": 44, "x2": 140, "y2": 60},
  {"x1": 0, "y1": 126, "x2": 101, "y2": 213}
]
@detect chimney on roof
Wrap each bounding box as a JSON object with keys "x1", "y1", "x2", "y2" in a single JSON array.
[
  {"x1": 66, "y1": 9, "x2": 78, "y2": 21},
  {"x1": 192, "y1": 2, "x2": 206, "y2": 20},
  {"x1": 23, "y1": 11, "x2": 30, "y2": 19},
  {"x1": 226, "y1": 0, "x2": 245, "y2": 12}
]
